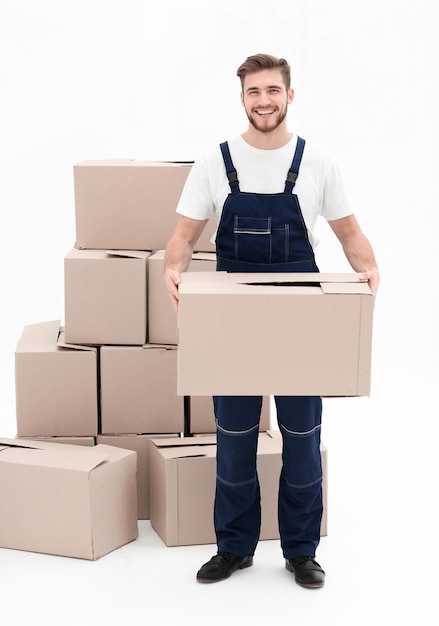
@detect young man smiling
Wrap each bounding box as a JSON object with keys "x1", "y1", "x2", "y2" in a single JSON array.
[{"x1": 164, "y1": 53, "x2": 379, "y2": 588}]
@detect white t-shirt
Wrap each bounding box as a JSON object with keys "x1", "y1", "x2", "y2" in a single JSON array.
[{"x1": 176, "y1": 134, "x2": 353, "y2": 249}]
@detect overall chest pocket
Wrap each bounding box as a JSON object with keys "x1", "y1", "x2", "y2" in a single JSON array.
[{"x1": 233, "y1": 215, "x2": 289, "y2": 263}]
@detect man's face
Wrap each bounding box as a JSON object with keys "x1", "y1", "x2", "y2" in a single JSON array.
[{"x1": 241, "y1": 69, "x2": 294, "y2": 133}]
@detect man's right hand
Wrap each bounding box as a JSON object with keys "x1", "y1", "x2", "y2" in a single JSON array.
[
  {"x1": 164, "y1": 269, "x2": 182, "y2": 314},
  {"x1": 163, "y1": 216, "x2": 209, "y2": 314}
]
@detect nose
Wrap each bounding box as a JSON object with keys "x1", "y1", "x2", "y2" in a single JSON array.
[{"x1": 257, "y1": 91, "x2": 272, "y2": 105}]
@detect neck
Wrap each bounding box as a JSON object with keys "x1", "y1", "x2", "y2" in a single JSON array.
[{"x1": 241, "y1": 126, "x2": 293, "y2": 150}]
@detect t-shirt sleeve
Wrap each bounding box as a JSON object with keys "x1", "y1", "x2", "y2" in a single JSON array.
[
  {"x1": 320, "y1": 155, "x2": 354, "y2": 222},
  {"x1": 176, "y1": 156, "x2": 215, "y2": 221}
]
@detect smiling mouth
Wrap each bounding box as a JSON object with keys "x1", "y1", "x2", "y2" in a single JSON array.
[{"x1": 255, "y1": 109, "x2": 276, "y2": 116}]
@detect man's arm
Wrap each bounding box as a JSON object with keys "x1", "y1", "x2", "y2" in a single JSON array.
[
  {"x1": 328, "y1": 214, "x2": 380, "y2": 297},
  {"x1": 164, "y1": 215, "x2": 209, "y2": 313}
]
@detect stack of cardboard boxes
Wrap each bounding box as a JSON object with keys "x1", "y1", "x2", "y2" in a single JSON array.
[{"x1": 8, "y1": 159, "x2": 308, "y2": 558}]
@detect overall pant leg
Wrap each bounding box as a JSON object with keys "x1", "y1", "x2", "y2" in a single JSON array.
[
  {"x1": 275, "y1": 395, "x2": 323, "y2": 560},
  {"x1": 213, "y1": 395, "x2": 262, "y2": 557}
]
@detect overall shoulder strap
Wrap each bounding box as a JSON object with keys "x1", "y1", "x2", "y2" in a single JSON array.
[
  {"x1": 220, "y1": 141, "x2": 240, "y2": 193},
  {"x1": 284, "y1": 136, "x2": 306, "y2": 194}
]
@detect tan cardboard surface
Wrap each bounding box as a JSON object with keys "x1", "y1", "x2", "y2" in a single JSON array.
[
  {"x1": 0, "y1": 438, "x2": 138, "y2": 559},
  {"x1": 100, "y1": 344, "x2": 184, "y2": 434},
  {"x1": 97, "y1": 433, "x2": 177, "y2": 519},
  {"x1": 177, "y1": 272, "x2": 374, "y2": 396},
  {"x1": 20, "y1": 436, "x2": 96, "y2": 447},
  {"x1": 15, "y1": 321, "x2": 98, "y2": 437},
  {"x1": 74, "y1": 160, "x2": 216, "y2": 252},
  {"x1": 64, "y1": 249, "x2": 150, "y2": 345}
]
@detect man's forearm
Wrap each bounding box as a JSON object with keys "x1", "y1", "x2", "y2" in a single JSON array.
[
  {"x1": 342, "y1": 232, "x2": 380, "y2": 296},
  {"x1": 164, "y1": 235, "x2": 194, "y2": 274},
  {"x1": 342, "y1": 232, "x2": 378, "y2": 274}
]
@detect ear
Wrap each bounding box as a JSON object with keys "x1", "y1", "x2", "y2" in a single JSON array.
[
  {"x1": 287, "y1": 88, "x2": 294, "y2": 104},
  {"x1": 240, "y1": 91, "x2": 245, "y2": 107}
]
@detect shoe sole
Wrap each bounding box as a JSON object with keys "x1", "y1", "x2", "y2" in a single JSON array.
[
  {"x1": 285, "y1": 561, "x2": 325, "y2": 589},
  {"x1": 197, "y1": 557, "x2": 253, "y2": 583}
]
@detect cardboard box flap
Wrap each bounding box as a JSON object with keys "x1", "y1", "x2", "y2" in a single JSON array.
[
  {"x1": 15, "y1": 320, "x2": 61, "y2": 353},
  {"x1": 230, "y1": 272, "x2": 366, "y2": 284},
  {"x1": 265, "y1": 430, "x2": 282, "y2": 445},
  {"x1": 93, "y1": 443, "x2": 136, "y2": 462},
  {"x1": 150, "y1": 250, "x2": 215, "y2": 262},
  {"x1": 75, "y1": 159, "x2": 192, "y2": 168},
  {"x1": 57, "y1": 330, "x2": 97, "y2": 352},
  {"x1": 180, "y1": 272, "x2": 371, "y2": 295},
  {"x1": 162, "y1": 160, "x2": 194, "y2": 165},
  {"x1": 166, "y1": 449, "x2": 211, "y2": 460},
  {"x1": 0, "y1": 446, "x2": 109, "y2": 472},
  {"x1": 0, "y1": 437, "x2": 31, "y2": 449},
  {"x1": 151, "y1": 435, "x2": 217, "y2": 459},
  {"x1": 152, "y1": 435, "x2": 216, "y2": 448},
  {"x1": 104, "y1": 250, "x2": 151, "y2": 261},
  {"x1": 191, "y1": 252, "x2": 217, "y2": 262},
  {"x1": 15, "y1": 321, "x2": 96, "y2": 354},
  {"x1": 266, "y1": 430, "x2": 281, "y2": 438},
  {"x1": 0, "y1": 437, "x2": 90, "y2": 452},
  {"x1": 141, "y1": 344, "x2": 177, "y2": 352},
  {"x1": 320, "y1": 282, "x2": 371, "y2": 295}
]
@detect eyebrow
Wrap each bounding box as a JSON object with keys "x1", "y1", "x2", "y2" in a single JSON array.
[{"x1": 245, "y1": 84, "x2": 283, "y2": 93}]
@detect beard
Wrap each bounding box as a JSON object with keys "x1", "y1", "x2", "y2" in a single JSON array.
[{"x1": 245, "y1": 105, "x2": 288, "y2": 133}]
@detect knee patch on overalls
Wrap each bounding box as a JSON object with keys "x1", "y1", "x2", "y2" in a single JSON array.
[
  {"x1": 279, "y1": 422, "x2": 322, "y2": 489},
  {"x1": 216, "y1": 421, "x2": 259, "y2": 486}
]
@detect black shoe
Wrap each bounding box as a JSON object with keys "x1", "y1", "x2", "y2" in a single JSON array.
[
  {"x1": 196, "y1": 551, "x2": 253, "y2": 583},
  {"x1": 286, "y1": 555, "x2": 325, "y2": 588}
]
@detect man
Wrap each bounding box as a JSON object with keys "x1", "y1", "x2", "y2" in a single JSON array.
[{"x1": 164, "y1": 53, "x2": 379, "y2": 588}]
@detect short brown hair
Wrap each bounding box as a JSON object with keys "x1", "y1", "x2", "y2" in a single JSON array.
[{"x1": 237, "y1": 54, "x2": 291, "y2": 90}]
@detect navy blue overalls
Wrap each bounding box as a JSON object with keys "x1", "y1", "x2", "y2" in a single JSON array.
[{"x1": 213, "y1": 137, "x2": 323, "y2": 560}]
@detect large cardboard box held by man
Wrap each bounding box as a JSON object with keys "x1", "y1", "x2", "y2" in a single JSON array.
[
  {"x1": 177, "y1": 272, "x2": 374, "y2": 397},
  {"x1": 0, "y1": 438, "x2": 138, "y2": 560},
  {"x1": 73, "y1": 160, "x2": 216, "y2": 252},
  {"x1": 149, "y1": 431, "x2": 327, "y2": 547}
]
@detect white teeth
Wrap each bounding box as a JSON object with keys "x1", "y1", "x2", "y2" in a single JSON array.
[{"x1": 256, "y1": 110, "x2": 274, "y2": 115}]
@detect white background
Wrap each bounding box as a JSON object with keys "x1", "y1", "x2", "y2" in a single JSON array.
[{"x1": 0, "y1": 1, "x2": 438, "y2": 624}]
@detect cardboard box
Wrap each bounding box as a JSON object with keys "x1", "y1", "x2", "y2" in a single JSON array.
[
  {"x1": 148, "y1": 250, "x2": 217, "y2": 345},
  {"x1": 20, "y1": 436, "x2": 96, "y2": 447},
  {"x1": 73, "y1": 160, "x2": 216, "y2": 252},
  {"x1": 149, "y1": 431, "x2": 327, "y2": 546},
  {"x1": 189, "y1": 395, "x2": 272, "y2": 434},
  {"x1": 15, "y1": 321, "x2": 98, "y2": 437},
  {"x1": 64, "y1": 249, "x2": 150, "y2": 345},
  {"x1": 0, "y1": 437, "x2": 138, "y2": 560},
  {"x1": 177, "y1": 272, "x2": 374, "y2": 396},
  {"x1": 100, "y1": 344, "x2": 184, "y2": 435},
  {"x1": 97, "y1": 434, "x2": 177, "y2": 519}
]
